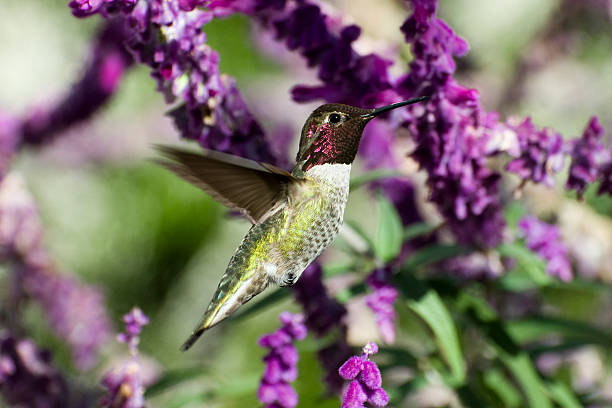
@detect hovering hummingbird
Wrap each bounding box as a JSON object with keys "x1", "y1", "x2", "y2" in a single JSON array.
[{"x1": 156, "y1": 96, "x2": 428, "y2": 350}]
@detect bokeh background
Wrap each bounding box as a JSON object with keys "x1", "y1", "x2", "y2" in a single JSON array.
[{"x1": 2, "y1": 0, "x2": 612, "y2": 407}]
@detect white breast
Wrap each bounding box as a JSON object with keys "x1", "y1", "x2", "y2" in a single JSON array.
[{"x1": 304, "y1": 163, "x2": 352, "y2": 189}]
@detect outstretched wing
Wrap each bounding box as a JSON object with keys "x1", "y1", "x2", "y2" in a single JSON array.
[{"x1": 154, "y1": 145, "x2": 300, "y2": 224}]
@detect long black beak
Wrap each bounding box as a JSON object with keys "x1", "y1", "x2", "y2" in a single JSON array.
[{"x1": 360, "y1": 96, "x2": 429, "y2": 119}]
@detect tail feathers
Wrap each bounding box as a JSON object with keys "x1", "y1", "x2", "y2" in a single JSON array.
[
  {"x1": 180, "y1": 327, "x2": 207, "y2": 351},
  {"x1": 180, "y1": 273, "x2": 269, "y2": 351}
]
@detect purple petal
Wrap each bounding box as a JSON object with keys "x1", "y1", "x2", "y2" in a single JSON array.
[
  {"x1": 360, "y1": 360, "x2": 382, "y2": 389},
  {"x1": 338, "y1": 356, "x2": 363, "y2": 380},
  {"x1": 341, "y1": 380, "x2": 368, "y2": 408}
]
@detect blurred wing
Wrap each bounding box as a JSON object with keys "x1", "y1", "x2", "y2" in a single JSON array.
[{"x1": 155, "y1": 145, "x2": 299, "y2": 224}]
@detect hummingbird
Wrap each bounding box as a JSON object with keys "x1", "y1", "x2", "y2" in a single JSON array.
[{"x1": 156, "y1": 96, "x2": 428, "y2": 351}]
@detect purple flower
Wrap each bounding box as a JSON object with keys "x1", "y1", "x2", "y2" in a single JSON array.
[
  {"x1": 0, "y1": 173, "x2": 111, "y2": 370},
  {"x1": 71, "y1": 0, "x2": 278, "y2": 164},
  {"x1": 518, "y1": 216, "x2": 572, "y2": 281},
  {"x1": 22, "y1": 267, "x2": 111, "y2": 371},
  {"x1": 505, "y1": 117, "x2": 565, "y2": 187},
  {"x1": 116, "y1": 307, "x2": 149, "y2": 355},
  {"x1": 257, "y1": 312, "x2": 306, "y2": 408},
  {"x1": 395, "y1": 1, "x2": 505, "y2": 248},
  {"x1": 566, "y1": 117, "x2": 605, "y2": 196},
  {"x1": 100, "y1": 307, "x2": 150, "y2": 408},
  {"x1": 241, "y1": 1, "x2": 393, "y2": 106},
  {"x1": 0, "y1": 333, "x2": 70, "y2": 408},
  {"x1": 365, "y1": 268, "x2": 398, "y2": 344},
  {"x1": 338, "y1": 342, "x2": 389, "y2": 408}
]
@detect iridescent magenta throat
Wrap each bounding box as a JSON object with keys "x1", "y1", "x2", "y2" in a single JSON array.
[{"x1": 302, "y1": 123, "x2": 339, "y2": 171}]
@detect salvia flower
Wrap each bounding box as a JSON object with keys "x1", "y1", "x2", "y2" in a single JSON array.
[
  {"x1": 396, "y1": 1, "x2": 506, "y2": 248},
  {"x1": 518, "y1": 216, "x2": 572, "y2": 281},
  {"x1": 338, "y1": 342, "x2": 389, "y2": 408},
  {"x1": 100, "y1": 307, "x2": 149, "y2": 408},
  {"x1": 71, "y1": 0, "x2": 278, "y2": 164},
  {"x1": 365, "y1": 268, "x2": 397, "y2": 344},
  {"x1": 22, "y1": 267, "x2": 112, "y2": 371},
  {"x1": 566, "y1": 116, "x2": 606, "y2": 197},
  {"x1": 505, "y1": 117, "x2": 566, "y2": 187},
  {"x1": 0, "y1": 173, "x2": 111, "y2": 370},
  {"x1": 0, "y1": 333, "x2": 69, "y2": 408},
  {"x1": 257, "y1": 312, "x2": 306, "y2": 408},
  {"x1": 240, "y1": 0, "x2": 393, "y2": 106}
]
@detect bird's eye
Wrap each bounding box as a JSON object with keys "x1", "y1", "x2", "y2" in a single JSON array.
[{"x1": 328, "y1": 113, "x2": 342, "y2": 124}]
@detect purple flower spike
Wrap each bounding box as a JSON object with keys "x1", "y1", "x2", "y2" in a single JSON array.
[
  {"x1": 505, "y1": 117, "x2": 565, "y2": 187},
  {"x1": 518, "y1": 216, "x2": 572, "y2": 281},
  {"x1": 339, "y1": 342, "x2": 388, "y2": 408},
  {"x1": 0, "y1": 334, "x2": 70, "y2": 408},
  {"x1": 566, "y1": 117, "x2": 606, "y2": 197},
  {"x1": 117, "y1": 307, "x2": 149, "y2": 354},
  {"x1": 0, "y1": 173, "x2": 111, "y2": 371},
  {"x1": 397, "y1": 1, "x2": 506, "y2": 247},
  {"x1": 257, "y1": 312, "x2": 306, "y2": 408},
  {"x1": 100, "y1": 307, "x2": 150, "y2": 408}
]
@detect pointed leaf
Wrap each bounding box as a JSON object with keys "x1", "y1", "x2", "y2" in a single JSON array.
[
  {"x1": 402, "y1": 244, "x2": 470, "y2": 271},
  {"x1": 374, "y1": 195, "x2": 403, "y2": 262},
  {"x1": 396, "y1": 274, "x2": 465, "y2": 384}
]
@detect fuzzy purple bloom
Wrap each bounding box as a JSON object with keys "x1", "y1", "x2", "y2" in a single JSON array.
[
  {"x1": 116, "y1": 307, "x2": 149, "y2": 355},
  {"x1": 566, "y1": 116, "x2": 605, "y2": 197},
  {"x1": 0, "y1": 334, "x2": 70, "y2": 408},
  {"x1": 240, "y1": 0, "x2": 393, "y2": 106},
  {"x1": 338, "y1": 342, "x2": 389, "y2": 408},
  {"x1": 257, "y1": 312, "x2": 306, "y2": 408},
  {"x1": 396, "y1": 0, "x2": 506, "y2": 248},
  {"x1": 0, "y1": 173, "x2": 111, "y2": 371},
  {"x1": 365, "y1": 268, "x2": 398, "y2": 344},
  {"x1": 70, "y1": 0, "x2": 278, "y2": 164},
  {"x1": 100, "y1": 307, "x2": 149, "y2": 408},
  {"x1": 505, "y1": 117, "x2": 565, "y2": 187},
  {"x1": 22, "y1": 267, "x2": 112, "y2": 371},
  {"x1": 518, "y1": 216, "x2": 572, "y2": 281},
  {"x1": 566, "y1": 117, "x2": 605, "y2": 196}
]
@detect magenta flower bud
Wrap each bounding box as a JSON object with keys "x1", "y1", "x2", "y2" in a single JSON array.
[{"x1": 339, "y1": 343, "x2": 389, "y2": 407}]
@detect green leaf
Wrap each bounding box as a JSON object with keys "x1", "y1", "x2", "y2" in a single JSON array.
[
  {"x1": 547, "y1": 381, "x2": 582, "y2": 408},
  {"x1": 397, "y1": 274, "x2": 465, "y2": 384},
  {"x1": 228, "y1": 288, "x2": 290, "y2": 323},
  {"x1": 498, "y1": 353, "x2": 552, "y2": 408},
  {"x1": 146, "y1": 366, "x2": 208, "y2": 397},
  {"x1": 343, "y1": 219, "x2": 376, "y2": 254},
  {"x1": 403, "y1": 222, "x2": 437, "y2": 241},
  {"x1": 497, "y1": 242, "x2": 552, "y2": 286},
  {"x1": 402, "y1": 244, "x2": 470, "y2": 271},
  {"x1": 507, "y1": 316, "x2": 612, "y2": 345},
  {"x1": 322, "y1": 262, "x2": 355, "y2": 278},
  {"x1": 349, "y1": 169, "x2": 401, "y2": 191},
  {"x1": 166, "y1": 392, "x2": 213, "y2": 408},
  {"x1": 459, "y1": 294, "x2": 553, "y2": 408},
  {"x1": 483, "y1": 368, "x2": 522, "y2": 407},
  {"x1": 374, "y1": 195, "x2": 403, "y2": 262}
]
